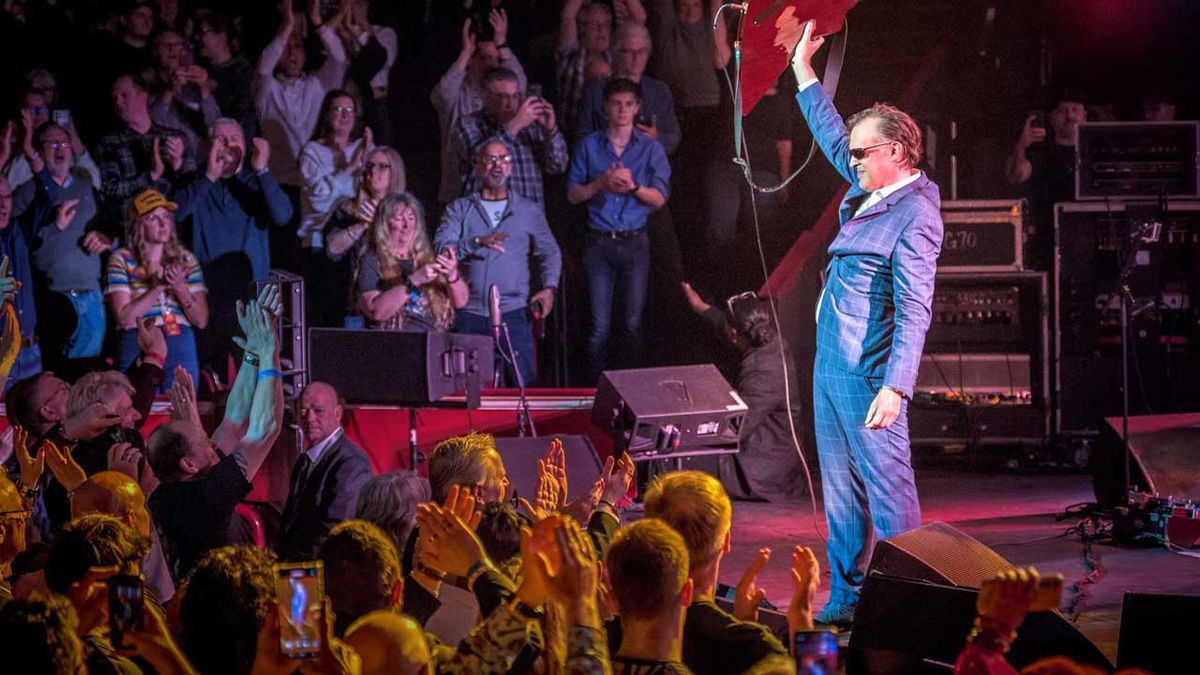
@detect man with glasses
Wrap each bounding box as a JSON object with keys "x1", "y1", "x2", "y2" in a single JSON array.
[
  {"x1": 575, "y1": 21, "x2": 681, "y2": 155},
  {"x1": 450, "y1": 67, "x2": 568, "y2": 206},
  {"x1": 791, "y1": 22, "x2": 943, "y2": 628},
  {"x1": 435, "y1": 138, "x2": 562, "y2": 387},
  {"x1": 11, "y1": 122, "x2": 106, "y2": 372}
]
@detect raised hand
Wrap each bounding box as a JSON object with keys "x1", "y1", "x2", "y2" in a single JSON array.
[
  {"x1": 733, "y1": 547, "x2": 771, "y2": 622},
  {"x1": 205, "y1": 135, "x2": 227, "y2": 181},
  {"x1": 164, "y1": 136, "x2": 185, "y2": 172},
  {"x1": 507, "y1": 96, "x2": 542, "y2": 135},
  {"x1": 787, "y1": 545, "x2": 820, "y2": 634},
  {"x1": 150, "y1": 136, "x2": 165, "y2": 181},
  {"x1": 489, "y1": 9, "x2": 509, "y2": 47},
  {"x1": 543, "y1": 438, "x2": 569, "y2": 509},
  {"x1": 106, "y1": 442, "x2": 143, "y2": 481},
  {"x1": 63, "y1": 401, "x2": 123, "y2": 441},
  {"x1": 634, "y1": 114, "x2": 657, "y2": 140},
  {"x1": 256, "y1": 283, "x2": 283, "y2": 320},
  {"x1": 415, "y1": 505, "x2": 487, "y2": 577},
  {"x1": 251, "y1": 137, "x2": 270, "y2": 172},
  {"x1": 520, "y1": 459, "x2": 561, "y2": 522},
  {"x1": 356, "y1": 197, "x2": 377, "y2": 224},
  {"x1": 1018, "y1": 114, "x2": 1048, "y2": 149},
  {"x1": 11, "y1": 425, "x2": 46, "y2": 489},
  {"x1": 43, "y1": 438, "x2": 87, "y2": 493},
  {"x1": 977, "y1": 567, "x2": 1042, "y2": 634},
  {"x1": 168, "y1": 365, "x2": 202, "y2": 427},
  {"x1": 534, "y1": 518, "x2": 600, "y2": 625},
  {"x1": 136, "y1": 316, "x2": 167, "y2": 360},
  {"x1": 434, "y1": 246, "x2": 459, "y2": 280},
  {"x1": 790, "y1": 20, "x2": 825, "y2": 83},
  {"x1": 599, "y1": 451, "x2": 636, "y2": 507},
  {"x1": 233, "y1": 299, "x2": 279, "y2": 361}
]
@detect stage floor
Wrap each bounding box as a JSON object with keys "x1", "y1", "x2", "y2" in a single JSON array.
[{"x1": 715, "y1": 463, "x2": 1200, "y2": 664}]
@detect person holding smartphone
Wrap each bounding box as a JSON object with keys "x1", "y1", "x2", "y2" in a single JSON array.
[{"x1": 1005, "y1": 87, "x2": 1088, "y2": 271}]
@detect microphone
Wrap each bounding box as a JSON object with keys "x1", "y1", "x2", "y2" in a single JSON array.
[{"x1": 488, "y1": 285, "x2": 502, "y2": 336}]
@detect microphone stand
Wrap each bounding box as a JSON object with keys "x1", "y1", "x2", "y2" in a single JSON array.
[{"x1": 497, "y1": 319, "x2": 536, "y2": 437}]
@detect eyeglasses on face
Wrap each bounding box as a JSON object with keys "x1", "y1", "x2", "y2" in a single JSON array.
[
  {"x1": 849, "y1": 141, "x2": 894, "y2": 160},
  {"x1": 330, "y1": 105, "x2": 355, "y2": 115},
  {"x1": 365, "y1": 161, "x2": 391, "y2": 171},
  {"x1": 43, "y1": 141, "x2": 71, "y2": 150},
  {"x1": 479, "y1": 154, "x2": 513, "y2": 166},
  {"x1": 26, "y1": 106, "x2": 49, "y2": 116}
]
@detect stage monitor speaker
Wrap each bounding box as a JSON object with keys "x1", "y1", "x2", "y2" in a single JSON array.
[
  {"x1": 308, "y1": 329, "x2": 494, "y2": 406},
  {"x1": 591, "y1": 364, "x2": 747, "y2": 460},
  {"x1": 1118, "y1": 592, "x2": 1200, "y2": 674},
  {"x1": 848, "y1": 522, "x2": 1111, "y2": 674},
  {"x1": 493, "y1": 435, "x2": 603, "y2": 505},
  {"x1": 1093, "y1": 414, "x2": 1200, "y2": 505}
]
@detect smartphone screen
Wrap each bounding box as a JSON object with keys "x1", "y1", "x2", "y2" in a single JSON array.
[
  {"x1": 52, "y1": 109, "x2": 71, "y2": 128},
  {"x1": 108, "y1": 574, "x2": 145, "y2": 650},
  {"x1": 276, "y1": 562, "x2": 323, "y2": 659},
  {"x1": 794, "y1": 630, "x2": 838, "y2": 675},
  {"x1": 527, "y1": 83, "x2": 543, "y2": 99}
]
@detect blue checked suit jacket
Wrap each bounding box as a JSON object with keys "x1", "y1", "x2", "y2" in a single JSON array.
[{"x1": 795, "y1": 84, "x2": 944, "y2": 397}]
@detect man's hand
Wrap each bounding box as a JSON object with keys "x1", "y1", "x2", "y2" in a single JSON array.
[
  {"x1": 1017, "y1": 114, "x2": 1047, "y2": 150},
  {"x1": 529, "y1": 288, "x2": 555, "y2": 319},
  {"x1": 232, "y1": 299, "x2": 279, "y2": 361},
  {"x1": 250, "y1": 137, "x2": 270, "y2": 173},
  {"x1": 63, "y1": 402, "x2": 122, "y2": 442},
  {"x1": 117, "y1": 602, "x2": 197, "y2": 675},
  {"x1": 256, "y1": 283, "x2": 283, "y2": 319},
  {"x1": 43, "y1": 439, "x2": 88, "y2": 493},
  {"x1": 680, "y1": 281, "x2": 712, "y2": 315},
  {"x1": 164, "y1": 136, "x2": 185, "y2": 173},
  {"x1": 476, "y1": 231, "x2": 509, "y2": 253},
  {"x1": 787, "y1": 545, "x2": 820, "y2": 634},
  {"x1": 535, "y1": 519, "x2": 601, "y2": 626},
  {"x1": 11, "y1": 425, "x2": 46, "y2": 489},
  {"x1": 864, "y1": 387, "x2": 902, "y2": 430},
  {"x1": 506, "y1": 96, "x2": 542, "y2": 136},
  {"x1": 733, "y1": 547, "x2": 771, "y2": 622},
  {"x1": 67, "y1": 566, "x2": 119, "y2": 635},
  {"x1": 415, "y1": 500, "x2": 487, "y2": 578},
  {"x1": 169, "y1": 365, "x2": 203, "y2": 427},
  {"x1": 634, "y1": 115, "x2": 658, "y2": 140},
  {"x1": 83, "y1": 231, "x2": 114, "y2": 255},
  {"x1": 608, "y1": 164, "x2": 635, "y2": 193},
  {"x1": 106, "y1": 442, "x2": 143, "y2": 481},
  {"x1": 519, "y1": 460, "x2": 560, "y2": 522},
  {"x1": 150, "y1": 136, "x2": 165, "y2": 181},
  {"x1": 790, "y1": 20, "x2": 825, "y2": 85},
  {"x1": 205, "y1": 136, "x2": 227, "y2": 181},
  {"x1": 599, "y1": 451, "x2": 636, "y2": 507},
  {"x1": 542, "y1": 438, "x2": 569, "y2": 509},
  {"x1": 54, "y1": 199, "x2": 80, "y2": 232},
  {"x1": 535, "y1": 99, "x2": 558, "y2": 131},
  {"x1": 137, "y1": 316, "x2": 168, "y2": 358},
  {"x1": 489, "y1": 8, "x2": 509, "y2": 46},
  {"x1": 459, "y1": 18, "x2": 477, "y2": 60}
]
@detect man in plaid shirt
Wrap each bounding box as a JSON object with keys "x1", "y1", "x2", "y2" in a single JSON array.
[{"x1": 449, "y1": 68, "x2": 568, "y2": 207}]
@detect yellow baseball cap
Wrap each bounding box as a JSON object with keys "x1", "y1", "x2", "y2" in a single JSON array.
[{"x1": 129, "y1": 189, "x2": 178, "y2": 220}]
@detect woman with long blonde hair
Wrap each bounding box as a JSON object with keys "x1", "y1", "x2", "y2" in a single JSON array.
[
  {"x1": 106, "y1": 189, "x2": 209, "y2": 388},
  {"x1": 356, "y1": 192, "x2": 467, "y2": 331}
]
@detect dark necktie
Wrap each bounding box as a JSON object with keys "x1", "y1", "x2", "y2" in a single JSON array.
[{"x1": 290, "y1": 454, "x2": 313, "y2": 498}]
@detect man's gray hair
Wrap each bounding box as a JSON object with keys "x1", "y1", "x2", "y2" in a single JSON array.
[
  {"x1": 207, "y1": 117, "x2": 245, "y2": 137},
  {"x1": 577, "y1": 1, "x2": 613, "y2": 26},
  {"x1": 476, "y1": 136, "x2": 514, "y2": 158},
  {"x1": 66, "y1": 371, "x2": 135, "y2": 418},
  {"x1": 354, "y1": 472, "x2": 431, "y2": 553},
  {"x1": 846, "y1": 103, "x2": 924, "y2": 168},
  {"x1": 614, "y1": 21, "x2": 652, "y2": 50}
]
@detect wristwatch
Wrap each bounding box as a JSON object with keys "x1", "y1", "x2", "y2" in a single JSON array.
[{"x1": 628, "y1": 179, "x2": 641, "y2": 194}]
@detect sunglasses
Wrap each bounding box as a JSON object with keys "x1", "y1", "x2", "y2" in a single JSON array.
[{"x1": 849, "y1": 141, "x2": 894, "y2": 160}]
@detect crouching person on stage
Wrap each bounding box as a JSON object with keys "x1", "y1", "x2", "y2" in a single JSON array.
[
  {"x1": 791, "y1": 21, "x2": 944, "y2": 627},
  {"x1": 434, "y1": 137, "x2": 562, "y2": 387}
]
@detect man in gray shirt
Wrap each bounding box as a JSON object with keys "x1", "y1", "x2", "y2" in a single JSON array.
[
  {"x1": 13, "y1": 122, "x2": 107, "y2": 372},
  {"x1": 434, "y1": 138, "x2": 561, "y2": 387}
]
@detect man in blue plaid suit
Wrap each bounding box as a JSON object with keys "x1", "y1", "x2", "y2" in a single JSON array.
[{"x1": 792, "y1": 22, "x2": 944, "y2": 626}]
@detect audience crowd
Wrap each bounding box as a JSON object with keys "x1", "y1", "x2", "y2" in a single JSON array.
[{"x1": 0, "y1": 1, "x2": 1179, "y2": 673}]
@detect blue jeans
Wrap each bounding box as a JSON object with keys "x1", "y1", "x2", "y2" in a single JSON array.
[
  {"x1": 583, "y1": 231, "x2": 650, "y2": 384},
  {"x1": 64, "y1": 290, "x2": 106, "y2": 358},
  {"x1": 455, "y1": 308, "x2": 535, "y2": 387},
  {"x1": 116, "y1": 324, "x2": 198, "y2": 392},
  {"x1": 5, "y1": 342, "x2": 43, "y2": 390}
]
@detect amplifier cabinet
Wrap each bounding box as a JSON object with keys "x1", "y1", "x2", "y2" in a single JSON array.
[
  {"x1": 1075, "y1": 121, "x2": 1199, "y2": 200},
  {"x1": 939, "y1": 200, "x2": 1025, "y2": 272}
]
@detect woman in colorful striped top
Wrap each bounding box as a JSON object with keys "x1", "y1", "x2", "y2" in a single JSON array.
[{"x1": 105, "y1": 189, "x2": 209, "y2": 389}]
